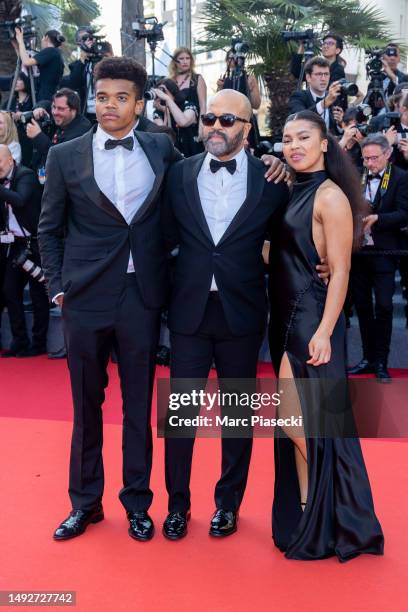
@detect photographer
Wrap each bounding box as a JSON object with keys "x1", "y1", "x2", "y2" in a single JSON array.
[
  {"x1": 288, "y1": 57, "x2": 343, "y2": 134},
  {"x1": 168, "y1": 47, "x2": 207, "y2": 115},
  {"x1": 14, "y1": 27, "x2": 65, "y2": 102},
  {"x1": 380, "y1": 44, "x2": 408, "y2": 99},
  {"x1": 291, "y1": 32, "x2": 346, "y2": 84},
  {"x1": 348, "y1": 134, "x2": 408, "y2": 382},
  {"x1": 338, "y1": 106, "x2": 368, "y2": 173},
  {"x1": 62, "y1": 28, "x2": 111, "y2": 124},
  {"x1": 0, "y1": 144, "x2": 49, "y2": 357},
  {"x1": 25, "y1": 88, "x2": 91, "y2": 174},
  {"x1": 380, "y1": 93, "x2": 408, "y2": 171},
  {"x1": 152, "y1": 78, "x2": 203, "y2": 157},
  {"x1": 3, "y1": 72, "x2": 33, "y2": 166}
]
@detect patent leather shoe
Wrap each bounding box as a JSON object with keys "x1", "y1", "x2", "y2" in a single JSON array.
[
  {"x1": 162, "y1": 511, "x2": 191, "y2": 540},
  {"x1": 375, "y1": 362, "x2": 391, "y2": 383},
  {"x1": 53, "y1": 505, "x2": 104, "y2": 540},
  {"x1": 209, "y1": 509, "x2": 238, "y2": 537},
  {"x1": 347, "y1": 359, "x2": 375, "y2": 375},
  {"x1": 127, "y1": 511, "x2": 154, "y2": 541}
]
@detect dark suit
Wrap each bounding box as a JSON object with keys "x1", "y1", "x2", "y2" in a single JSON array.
[
  {"x1": 30, "y1": 114, "x2": 92, "y2": 159},
  {"x1": 162, "y1": 152, "x2": 289, "y2": 513},
  {"x1": 352, "y1": 164, "x2": 408, "y2": 364},
  {"x1": 0, "y1": 165, "x2": 49, "y2": 351},
  {"x1": 38, "y1": 126, "x2": 182, "y2": 512},
  {"x1": 288, "y1": 89, "x2": 341, "y2": 134}
]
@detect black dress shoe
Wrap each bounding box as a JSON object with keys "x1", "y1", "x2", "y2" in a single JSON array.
[
  {"x1": 127, "y1": 511, "x2": 154, "y2": 541},
  {"x1": 209, "y1": 509, "x2": 238, "y2": 538},
  {"x1": 1, "y1": 344, "x2": 29, "y2": 358},
  {"x1": 347, "y1": 359, "x2": 375, "y2": 375},
  {"x1": 162, "y1": 511, "x2": 191, "y2": 540},
  {"x1": 53, "y1": 505, "x2": 104, "y2": 540},
  {"x1": 375, "y1": 363, "x2": 392, "y2": 383}
]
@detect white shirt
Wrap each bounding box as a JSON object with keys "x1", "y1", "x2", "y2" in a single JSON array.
[
  {"x1": 92, "y1": 124, "x2": 155, "y2": 273},
  {"x1": 8, "y1": 141, "x2": 21, "y2": 164},
  {"x1": 4, "y1": 167, "x2": 30, "y2": 238},
  {"x1": 310, "y1": 89, "x2": 330, "y2": 129},
  {"x1": 197, "y1": 147, "x2": 248, "y2": 290}
]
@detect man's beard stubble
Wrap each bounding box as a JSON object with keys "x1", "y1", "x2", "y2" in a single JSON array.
[{"x1": 203, "y1": 127, "x2": 245, "y2": 157}]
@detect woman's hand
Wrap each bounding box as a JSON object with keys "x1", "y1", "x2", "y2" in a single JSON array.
[
  {"x1": 153, "y1": 88, "x2": 171, "y2": 103},
  {"x1": 307, "y1": 331, "x2": 331, "y2": 366}
]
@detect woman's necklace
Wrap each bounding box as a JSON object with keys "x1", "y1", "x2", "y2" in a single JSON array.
[{"x1": 177, "y1": 72, "x2": 191, "y2": 89}]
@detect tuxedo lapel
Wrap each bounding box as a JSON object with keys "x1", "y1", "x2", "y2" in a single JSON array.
[
  {"x1": 130, "y1": 130, "x2": 165, "y2": 224},
  {"x1": 217, "y1": 153, "x2": 265, "y2": 246},
  {"x1": 74, "y1": 128, "x2": 126, "y2": 224},
  {"x1": 183, "y1": 153, "x2": 214, "y2": 245}
]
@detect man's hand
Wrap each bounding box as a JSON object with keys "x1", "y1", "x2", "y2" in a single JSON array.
[
  {"x1": 323, "y1": 81, "x2": 342, "y2": 108},
  {"x1": 316, "y1": 257, "x2": 330, "y2": 285},
  {"x1": 11, "y1": 111, "x2": 22, "y2": 121},
  {"x1": 332, "y1": 105, "x2": 344, "y2": 125},
  {"x1": 339, "y1": 124, "x2": 358, "y2": 148},
  {"x1": 261, "y1": 155, "x2": 289, "y2": 183},
  {"x1": 33, "y1": 107, "x2": 49, "y2": 121},
  {"x1": 54, "y1": 294, "x2": 64, "y2": 308},
  {"x1": 381, "y1": 56, "x2": 396, "y2": 82},
  {"x1": 363, "y1": 214, "x2": 378, "y2": 232},
  {"x1": 385, "y1": 125, "x2": 398, "y2": 146},
  {"x1": 26, "y1": 118, "x2": 42, "y2": 139},
  {"x1": 216, "y1": 77, "x2": 225, "y2": 91},
  {"x1": 398, "y1": 137, "x2": 408, "y2": 159},
  {"x1": 262, "y1": 240, "x2": 270, "y2": 264}
]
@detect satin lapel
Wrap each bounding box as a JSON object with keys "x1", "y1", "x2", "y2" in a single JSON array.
[
  {"x1": 130, "y1": 130, "x2": 165, "y2": 224},
  {"x1": 74, "y1": 128, "x2": 126, "y2": 224},
  {"x1": 183, "y1": 153, "x2": 214, "y2": 245},
  {"x1": 217, "y1": 153, "x2": 265, "y2": 246}
]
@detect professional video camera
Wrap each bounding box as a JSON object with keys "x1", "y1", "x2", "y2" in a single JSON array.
[
  {"x1": 230, "y1": 38, "x2": 250, "y2": 58},
  {"x1": 366, "y1": 48, "x2": 385, "y2": 81},
  {"x1": 281, "y1": 29, "x2": 315, "y2": 44},
  {"x1": 0, "y1": 14, "x2": 36, "y2": 42},
  {"x1": 15, "y1": 111, "x2": 53, "y2": 130},
  {"x1": 382, "y1": 111, "x2": 401, "y2": 129},
  {"x1": 132, "y1": 17, "x2": 166, "y2": 47}
]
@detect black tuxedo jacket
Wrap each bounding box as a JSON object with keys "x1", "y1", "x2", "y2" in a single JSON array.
[
  {"x1": 162, "y1": 152, "x2": 290, "y2": 336},
  {"x1": 366, "y1": 164, "x2": 408, "y2": 249},
  {"x1": 38, "y1": 127, "x2": 182, "y2": 309},
  {"x1": 288, "y1": 89, "x2": 340, "y2": 134},
  {"x1": 0, "y1": 165, "x2": 42, "y2": 236}
]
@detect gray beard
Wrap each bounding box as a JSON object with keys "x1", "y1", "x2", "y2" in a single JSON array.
[{"x1": 204, "y1": 127, "x2": 245, "y2": 157}]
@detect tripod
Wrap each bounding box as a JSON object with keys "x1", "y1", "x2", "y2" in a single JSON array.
[
  {"x1": 297, "y1": 39, "x2": 315, "y2": 91},
  {"x1": 363, "y1": 74, "x2": 389, "y2": 116},
  {"x1": 6, "y1": 55, "x2": 37, "y2": 111}
]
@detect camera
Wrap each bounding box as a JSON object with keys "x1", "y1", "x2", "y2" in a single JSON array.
[
  {"x1": 0, "y1": 14, "x2": 36, "y2": 42},
  {"x1": 79, "y1": 31, "x2": 106, "y2": 63},
  {"x1": 356, "y1": 124, "x2": 370, "y2": 137},
  {"x1": 231, "y1": 38, "x2": 250, "y2": 57},
  {"x1": 144, "y1": 85, "x2": 166, "y2": 105},
  {"x1": 365, "y1": 48, "x2": 386, "y2": 78},
  {"x1": 338, "y1": 79, "x2": 358, "y2": 97},
  {"x1": 16, "y1": 111, "x2": 53, "y2": 130},
  {"x1": 281, "y1": 29, "x2": 315, "y2": 43},
  {"x1": 12, "y1": 248, "x2": 45, "y2": 283},
  {"x1": 355, "y1": 103, "x2": 372, "y2": 123},
  {"x1": 132, "y1": 16, "x2": 166, "y2": 46}
]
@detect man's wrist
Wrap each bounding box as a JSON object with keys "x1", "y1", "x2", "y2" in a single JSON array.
[{"x1": 52, "y1": 292, "x2": 64, "y2": 304}]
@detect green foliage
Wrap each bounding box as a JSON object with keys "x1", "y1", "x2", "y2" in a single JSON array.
[{"x1": 197, "y1": 0, "x2": 395, "y2": 77}]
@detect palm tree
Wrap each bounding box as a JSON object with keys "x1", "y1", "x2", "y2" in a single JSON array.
[
  {"x1": 121, "y1": 0, "x2": 145, "y2": 64},
  {"x1": 0, "y1": 0, "x2": 100, "y2": 77},
  {"x1": 197, "y1": 0, "x2": 393, "y2": 136}
]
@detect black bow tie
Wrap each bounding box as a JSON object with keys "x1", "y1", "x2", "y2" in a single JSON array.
[
  {"x1": 315, "y1": 96, "x2": 324, "y2": 103},
  {"x1": 104, "y1": 136, "x2": 134, "y2": 151},
  {"x1": 367, "y1": 173, "x2": 382, "y2": 181},
  {"x1": 209, "y1": 158, "x2": 237, "y2": 175}
]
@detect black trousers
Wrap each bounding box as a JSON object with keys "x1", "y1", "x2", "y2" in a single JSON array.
[
  {"x1": 3, "y1": 238, "x2": 49, "y2": 350},
  {"x1": 165, "y1": 293, "x2": 264, "y2": 513},
  {"x1": 63, "y1": 273, "x2": 161, "y2": 512},
  {"x1": 0, "y1": 244, "x2": 7, "y2": 346},
  {"x1": 351, "y1": 253, "x2": 396, "y2": 364}
]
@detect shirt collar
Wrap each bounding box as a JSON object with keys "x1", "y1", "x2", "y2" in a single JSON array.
[
  {"x1": 309, "y1": 88, "x2": 326, "y2": 101},
  {"x1": 203, "y1": 146, "x2": 247, "y2": 173},
  {"x1": 94, "y1": 123, "x2": 138, "y2": 151}
]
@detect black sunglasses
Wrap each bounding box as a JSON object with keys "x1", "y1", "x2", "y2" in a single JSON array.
[{"x1": 201, "y1": 113, "x2": 250, "y2": 128}]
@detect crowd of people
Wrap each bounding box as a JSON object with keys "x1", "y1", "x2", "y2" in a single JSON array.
[{"x1": 3, "y1": 23, "x2": 408, "y2": 561}]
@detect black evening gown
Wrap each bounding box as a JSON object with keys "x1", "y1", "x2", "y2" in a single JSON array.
[{"x1": 268, "y1": 171, "x2": 384, "y2": 561}]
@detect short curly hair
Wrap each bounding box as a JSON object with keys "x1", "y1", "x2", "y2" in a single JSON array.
[{"x1": 93, "y1": 57, "x2": 147, "y2": 98}]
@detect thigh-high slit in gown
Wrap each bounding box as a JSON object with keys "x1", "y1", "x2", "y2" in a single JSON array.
[{"x1": 268, "y1": 170, "x2": 384, "y2": 561}]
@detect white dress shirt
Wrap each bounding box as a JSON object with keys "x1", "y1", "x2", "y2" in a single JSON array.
[
  {"x1": 363, "y1": 168, "x2": 385, "y2": 246},
  {"x1": 93, "y1": 124, "x2": 155, "y2": 273},
  {"x1": 197, "y1": 147, "x2": 248, "y2": 290},
  {"x1": 310, "y1": 89, "x2": 330, "y2": 130}
]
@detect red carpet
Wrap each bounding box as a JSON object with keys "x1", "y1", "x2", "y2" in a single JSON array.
[{"x1": 1, "y1": 358, "x2": 407, "y2": 611}]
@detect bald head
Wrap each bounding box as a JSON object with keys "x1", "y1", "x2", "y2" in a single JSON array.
[
  {"x1": 208, "y1": 89, "x2": 252, "y2": 121},
  {"x1": 0, "y1": 144, "x2": 14, "y2": 179}
]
